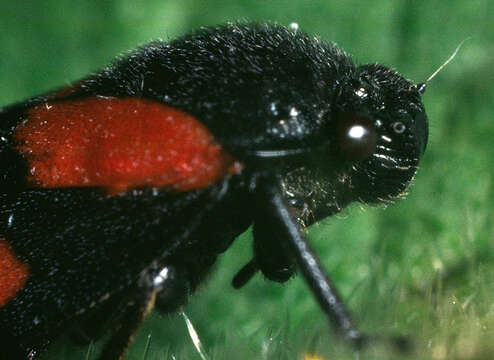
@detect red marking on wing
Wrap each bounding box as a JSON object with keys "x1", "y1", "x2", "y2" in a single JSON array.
[
  {"x1": 0, "y1": 237, "x2": 29, "y2": 307},
  {"x1": 14, "y1": 97, "x2": 242, "y2": 194}
]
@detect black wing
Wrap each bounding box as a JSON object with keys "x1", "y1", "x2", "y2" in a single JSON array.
[{"x1": 0, "y1": 177, "x2": 249, "y2": 354}]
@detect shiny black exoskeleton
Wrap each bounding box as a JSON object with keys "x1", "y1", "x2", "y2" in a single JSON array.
[{"x1": 0, "y1": 23, "x2": 428, "y2": 359}]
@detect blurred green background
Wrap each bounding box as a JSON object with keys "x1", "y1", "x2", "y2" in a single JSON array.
[{"x1": 1, "y1": 1, "x2": 493, "y2": 359}]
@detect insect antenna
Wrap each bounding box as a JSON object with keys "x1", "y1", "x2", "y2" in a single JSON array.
[{"x1": 417, "y1": 38, "x2": 470, "y2": 94}]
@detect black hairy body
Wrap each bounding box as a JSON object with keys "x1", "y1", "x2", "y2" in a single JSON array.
[{"x1": 0, "y1": 23, "x2": 428, "y2": 359}]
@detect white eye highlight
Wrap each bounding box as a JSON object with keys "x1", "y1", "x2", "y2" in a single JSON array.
[
  {"x1": 337, "y1": 112, "x2": 376, "y2": 160},
  {"x1": 348, "y1": 125, "x2": 366, "y2": 139}
]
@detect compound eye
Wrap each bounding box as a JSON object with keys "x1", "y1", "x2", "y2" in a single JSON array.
[{"x1": 336, "y1": 112, "x2": 376, "y2": 160}]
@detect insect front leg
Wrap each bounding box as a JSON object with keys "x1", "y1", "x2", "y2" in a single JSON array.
[{"x1": 254, "y1": 175, "x2": 366, "y2": 348}]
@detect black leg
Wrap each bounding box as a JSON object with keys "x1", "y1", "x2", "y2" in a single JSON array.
[
  {"x1": 232, "y1": 259, "x2": 258, "y2": 289},
  {"x1": 256, "y1": 176, "x2": 365, "y2": 347}
]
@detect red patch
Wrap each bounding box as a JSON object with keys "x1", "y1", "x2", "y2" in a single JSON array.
[
  {"x1": 0, "y1": 237, "x2": 29, "y2": 307},
  {"x1": 14, "y1": 98, "x2": 241, "y2": 194}
]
